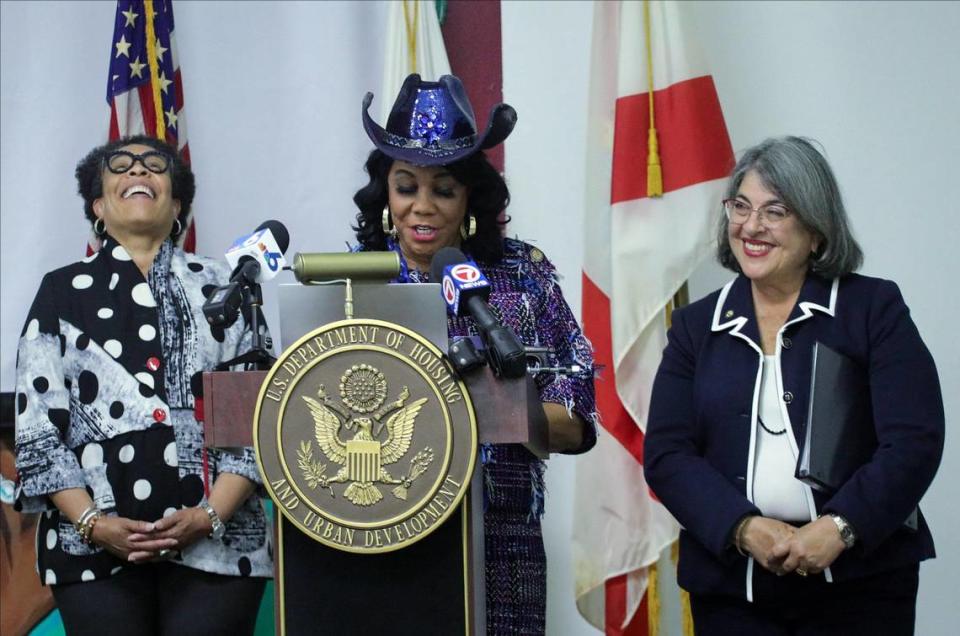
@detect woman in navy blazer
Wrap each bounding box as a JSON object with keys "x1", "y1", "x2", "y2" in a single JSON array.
[{"x1": 644, "y1": 137, "x2": 943, "y2": 635}]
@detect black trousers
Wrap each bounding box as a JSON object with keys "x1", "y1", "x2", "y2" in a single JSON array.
[
  {"x1": 51, "y1": 561, "x2": 266, "y2": 636},
  {"x1": 690, "y1": 563, "x2": 919, "y2": 636}
]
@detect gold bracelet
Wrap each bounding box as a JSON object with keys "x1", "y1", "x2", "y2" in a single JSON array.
[
  {"x1": 734, "y1": 515, "x2": 754, "y2": 557},
  {"x1": 74, "y1": 506, "x2": 102, "y2": 544},
  {"x1": 82, "y1": 512, "x2": 102, "y2": 544},
  {"x1": 73, "y1": 505, "x2": 97, "y2": 535}
]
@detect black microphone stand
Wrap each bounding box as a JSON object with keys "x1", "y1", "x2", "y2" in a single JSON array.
[{"x1": 214, "y1": 279, "x2": 276, "y2": 371}]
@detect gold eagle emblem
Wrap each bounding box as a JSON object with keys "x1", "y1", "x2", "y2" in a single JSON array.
[{"x1": 297, "y1": 364, "x2": 434, "y2": 506}]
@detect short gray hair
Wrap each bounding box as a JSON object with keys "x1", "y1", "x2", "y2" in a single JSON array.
[{"x1": 716, "y1": 136, "x2": 863, "y2": 278}]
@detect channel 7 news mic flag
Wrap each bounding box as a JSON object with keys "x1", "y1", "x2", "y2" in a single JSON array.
[
  {"x1": 574, "y1": 2, "x2": 734, "y2": 634},
  {"x1": 90, "y1": 0, "x2": 194, "y2": 254}
]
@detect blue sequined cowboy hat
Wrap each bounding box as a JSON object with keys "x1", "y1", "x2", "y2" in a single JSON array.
[{"x1": 362, "y1": 73, "x2": 517, "y2": 166}]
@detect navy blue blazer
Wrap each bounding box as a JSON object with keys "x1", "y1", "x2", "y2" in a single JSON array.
[{"x1": 644, "y1": 272, "x2": 944, "y2": 599}]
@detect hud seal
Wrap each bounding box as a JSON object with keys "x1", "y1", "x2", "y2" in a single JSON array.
[{"x1": 255, "y1": 319, "x2": 477, "y2": 553}]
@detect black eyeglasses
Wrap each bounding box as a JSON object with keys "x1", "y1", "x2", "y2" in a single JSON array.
[{"x1": 104, "y1": 150, "x2": 171, "y2": 174}]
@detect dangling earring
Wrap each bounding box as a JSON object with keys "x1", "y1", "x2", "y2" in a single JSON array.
[
  {"x1": 93, "y1": 218, "x2": 106, "y2": 236},
  {"x1": 460, "y1": 214, "x2": 477, "y2": 240},
  {"x1": 382, "y1": 206, "x2": 397, "y2": 239},
  {"x1": 171, "y1": 218, "x2": 183, "y2": 236}
]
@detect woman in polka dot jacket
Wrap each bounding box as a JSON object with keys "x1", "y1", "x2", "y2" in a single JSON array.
[{"x1": 14, "y1": 135, "x2": 270, "y2": 634}]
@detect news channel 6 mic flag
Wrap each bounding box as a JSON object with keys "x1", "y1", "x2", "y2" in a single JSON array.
[
  {"x1": 203, "y1": 222, "x2": 289, "y2": 329},
  {"x1": 225, "y1": 225, "x2": 288, "y2": 283}
]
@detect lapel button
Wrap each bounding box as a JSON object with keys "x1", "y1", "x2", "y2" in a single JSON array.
[
  {"x1": 782, "y1": 391, "x2": 794, "y2": 404},
  {"x1": 781, "y1": 336, "x2": 792, "y2": 350},
  {"x1": 724, "y1": 309, "x2": 734, "y2": 318}
]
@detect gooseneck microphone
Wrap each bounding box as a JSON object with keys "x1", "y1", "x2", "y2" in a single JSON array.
[{"x1": 430, "y1": 247, "x2": 527, "y2": 379}]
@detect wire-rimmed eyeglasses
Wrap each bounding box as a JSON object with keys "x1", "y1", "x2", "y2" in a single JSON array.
[
  {"x1": 104, "y1": 150, "x2": 171, "y2": 174},
  {"x1": 722, "y1": 198, "x2": 791, "y2": 227}
]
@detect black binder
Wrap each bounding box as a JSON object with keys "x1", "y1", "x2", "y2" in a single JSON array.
[
  {"x1": 796, "y1": 342, "x2": 875, "y2": 491},
  {"x1": 796, "y1": 342, "x2": 917, "y2": 530}
]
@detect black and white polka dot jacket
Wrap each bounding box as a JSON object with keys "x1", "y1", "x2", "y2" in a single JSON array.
[{"x1": 15, "y1": 237, "x2": 272, "y2": 584}]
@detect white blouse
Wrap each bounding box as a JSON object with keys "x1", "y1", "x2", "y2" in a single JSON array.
[{"x1": 752, "y1": 356, "x2": 811, "y2": 523}]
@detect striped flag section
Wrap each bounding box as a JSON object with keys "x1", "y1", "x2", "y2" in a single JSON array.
[
  {"x1": 379, "y1": 0, "x2": 451, "y2": 124},
  {"x1": 93, "y1": 0, "x2": 193, "y2": 253},
  {"x1": 573, "y1": 2, "x2": 734, "y2": 634}
]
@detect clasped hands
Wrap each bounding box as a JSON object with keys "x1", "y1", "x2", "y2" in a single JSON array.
[
  {"x1": 90, "y1": 507, "x2": 214, "y2": 564},
  {"x1": 739, "y1": 515, "x2": 846, "y2": 577}
]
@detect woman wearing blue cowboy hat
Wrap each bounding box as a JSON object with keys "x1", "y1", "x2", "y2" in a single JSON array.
[{"x1": 353, "y1": 73, "x2": 598, "y2": 634}]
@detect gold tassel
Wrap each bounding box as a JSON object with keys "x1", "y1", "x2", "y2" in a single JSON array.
[
  {"x1": 671, "y1": 541, "x2": 695, "y2": 636},
  {"x1": 647, "y1": 563, "x2": 660, "y2": 636},
  {"x1": 647, "y1": 128, "x2": 663, "y2": 197},
  {"x1": 643, "y1": 0, "x2": 663, "y2": 197}
]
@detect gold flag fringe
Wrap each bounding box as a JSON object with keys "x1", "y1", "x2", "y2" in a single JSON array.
[
  {"x1": 143, "y1": 1, "x2": 165, "y2": 139},
  {"x1": 647, "y1": 562, "x2": 661, "y2": 636},
  {"x1": 643, "y1": 0, "x2": 663, "y2": 197},
  {"x1": 671, "y1": 541, "x2": 695, "y2": 636}
]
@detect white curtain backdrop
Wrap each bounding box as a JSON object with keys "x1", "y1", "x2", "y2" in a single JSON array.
[{"x1": 3, "y1": 2, "x2": 959, "y2": 634}]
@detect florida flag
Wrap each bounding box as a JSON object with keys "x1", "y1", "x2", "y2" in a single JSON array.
[{"x1": 573, "y1": 1, "x2": 734, "y2": 633}]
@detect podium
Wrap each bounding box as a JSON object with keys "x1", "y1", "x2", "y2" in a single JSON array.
[{"x1": 201, "y1": 282, "x2": 546, "y2": 635}]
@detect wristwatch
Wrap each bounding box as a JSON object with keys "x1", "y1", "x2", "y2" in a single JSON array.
[
  {"x1": 200, "y1": 502, "x2": 226, "y2": 541},
  {"x1": 828, "y1": 513, "x2": 856, "y2": 550}
]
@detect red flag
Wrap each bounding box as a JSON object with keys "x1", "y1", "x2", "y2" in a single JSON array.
[
  {"x1": 574, "y1": 2, "x2": 734, "y2": 633},
  {"x1": 93, "y1": 0, "x2": 194, "y2": 253}
]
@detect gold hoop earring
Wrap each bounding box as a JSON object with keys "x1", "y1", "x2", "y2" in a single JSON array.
[
  {"x1": 460, "y1": 214, "x2": 477, "y2": 240},
  {"x1": 382, "y1": 206, "x2": 397, "y2": 238},
  {"x1": 172, "y1": 218, "x2": 182, "y2": 236},
  {"x1": 93, "y1": 218, "x2": 106, "y2": 236}
]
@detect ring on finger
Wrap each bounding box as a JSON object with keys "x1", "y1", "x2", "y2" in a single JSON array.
[{"x1": 795, "y1": 567, "x2": 808, "y2": 577}]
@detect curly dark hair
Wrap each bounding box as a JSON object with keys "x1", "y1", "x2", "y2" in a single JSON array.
[
  {"x1": 352, "y1": 149, "x2": 510, "y2": 264},
  {"x1": 75, "y1": 134, "x2": 195, "y2": 239}
]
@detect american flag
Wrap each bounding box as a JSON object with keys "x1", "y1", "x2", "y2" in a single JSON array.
[{"x1": 93, "y1": 0, "x2": 194, "y2": 252}]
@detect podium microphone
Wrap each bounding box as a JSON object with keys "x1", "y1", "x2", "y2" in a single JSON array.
[
  {"x1": 430, "y1": 247, "x2": 527, "y2": 379},
  {"x1": 225, "y1": 220, "x2": 290, "y2": 284},
  {"x1": 203, "y1": 220, "x2": 290, "y2": 328}
]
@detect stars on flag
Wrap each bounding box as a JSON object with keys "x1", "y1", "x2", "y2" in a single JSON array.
[
  {"x1": 129, "y1": 56, "x2": 146, "y2": 79},
  {"x1": 121, "y1": 6, "x2": 138, "y2": 27},
  {"x1": 115, "y1": 34, "x2": 131, "y2": 58},
  {"x1": 155, "y1": 38, "x2": 168, "y2": 62},
  {"x1": 164, "y1": 106, "x2": 178, "y2": 129},
  {"x1": 107, "y1": 1, "x2": 181, "y2": 135}
]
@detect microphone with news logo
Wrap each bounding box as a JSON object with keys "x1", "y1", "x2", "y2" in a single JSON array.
[
  {"x1": 430, "y1": 247, "x2": 527, "y2": 379},
  {"x1": 225, "y1": 220, "x2": 290, "y2": 284},
  {"x1": 203, "y1": 220, "x2": 289, "y2": 328}
]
